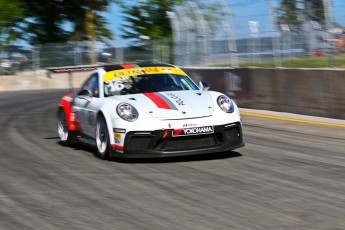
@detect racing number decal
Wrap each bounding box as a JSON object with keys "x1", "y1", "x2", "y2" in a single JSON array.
[{"x1": 105, "y1": 79, "x2": 125, "y2": 91}]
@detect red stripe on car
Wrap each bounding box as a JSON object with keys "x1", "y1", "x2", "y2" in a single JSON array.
[
  {"x1": 120, "y1": 64, "x2": 136, "y2": 69},
  {"x1": 111, "y1": 144, "x2": 124, "y2": 150},
  {"x1": 144, "y1": 92, "x2": 172, "y2": 109},
  {"x1": 173, "y1": 129, "x2": 183, "y2": 137}
]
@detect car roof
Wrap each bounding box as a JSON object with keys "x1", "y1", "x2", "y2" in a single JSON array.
[{"x1": 103, "y1": 63, "x2": 176, "y2": 72}]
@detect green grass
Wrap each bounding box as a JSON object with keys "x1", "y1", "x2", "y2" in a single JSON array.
[{"x1": 222, "y1": 53, "x2": 345, "y2": 68}]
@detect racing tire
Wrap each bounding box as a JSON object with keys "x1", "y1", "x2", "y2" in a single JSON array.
[
  {"x1": 96, "y1": 115, "x2": 110, "y2": 160},
  {"x1": 57, "y1": 109, "x2": 76, "y2": 146}
]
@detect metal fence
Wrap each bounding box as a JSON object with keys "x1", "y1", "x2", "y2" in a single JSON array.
[{"x1": 1, "y1": 0, "x2": 345, "y2": 74}]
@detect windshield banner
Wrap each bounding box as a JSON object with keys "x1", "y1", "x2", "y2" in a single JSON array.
[{"x1": 103, "y1": 66, "x2": 186, "y2": 82}]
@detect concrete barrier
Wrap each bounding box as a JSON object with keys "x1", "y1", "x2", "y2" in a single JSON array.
[
  {"x1": 0, "y1": 70, "x2": 91, "y2": 92},
  {"x1": 183, "y1": 67, "x2": 345, "y2": 119},
  {"x1": 1, "y1": 67, "x2": 345, "y2": 119}
]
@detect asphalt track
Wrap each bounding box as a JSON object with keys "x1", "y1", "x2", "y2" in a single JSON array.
[{"x1": 1, "y1": 89, "x2": 345, "y2": 230}]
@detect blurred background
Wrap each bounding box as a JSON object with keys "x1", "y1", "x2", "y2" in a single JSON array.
[{"x1": 1, "y1": 0, "x2": 345, "y2": 74}]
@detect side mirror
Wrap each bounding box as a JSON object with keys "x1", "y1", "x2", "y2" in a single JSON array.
[{"x1": 199, "y1": 81, "x2": 210, "y2": 91}]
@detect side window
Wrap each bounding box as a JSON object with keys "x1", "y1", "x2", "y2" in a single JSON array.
[
  {"x1": 81, "y1": 74, "x2": 99, "y2": 97},
  {"x1": 81, "y1": 78, "x2": 91, "y2": 92},
  {"x1": 90, "y1": 74, "x2": 99, "y2": 97}
]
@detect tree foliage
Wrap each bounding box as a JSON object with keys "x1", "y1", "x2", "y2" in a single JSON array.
[
  {"x1": 120, "y1": 0, "x2": 226, "y2": 45},
  {"x1": 277, "y1": 0, "x2": 325, "y2": 26},
  {"x1": 65, "y1": 0, "x2": 117, "y2": 43},
  {"x1": 0, "y1": 0, "x2": 25, "y2": 45},
  {"x1": 25, "y1": 0, "x2": 119, "y2": 44},
  {"x1": 277, "y1": 0, "x2": 300, "y2": 25},
  {"x1": 24, "y1": 0, "x2": 70, "y2": 44},
  {"x1": 1, "y1": 0, "x2": 119, "y2": 45},
  {"x1": 305, "y1": 0, "x2": 325, "y2": 22},
  {"x1": 120, "y1": 0, "x2": 184, "y2": 44}
]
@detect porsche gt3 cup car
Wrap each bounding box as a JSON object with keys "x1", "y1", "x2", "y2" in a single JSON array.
[{"x1": 57, "y1": 63, "x2": 244, "y2": 159}]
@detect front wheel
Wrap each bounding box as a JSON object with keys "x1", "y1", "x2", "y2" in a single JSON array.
[{"x1": 96, "y1": 115, "x2": 110, "y2": 160}]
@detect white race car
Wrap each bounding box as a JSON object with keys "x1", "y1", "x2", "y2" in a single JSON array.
[{"x1": 58, "y1": 63, "x2": 244, "y2": 159}]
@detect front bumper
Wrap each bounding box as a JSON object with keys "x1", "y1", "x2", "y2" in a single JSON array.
[{"x1": 111, "y1": 122, "x2": 244, "y2": 158}]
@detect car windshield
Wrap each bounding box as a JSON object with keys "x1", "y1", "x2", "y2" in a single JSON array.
[{"x1": 104, "y1": 74, "x2": 199, "y2": 97}]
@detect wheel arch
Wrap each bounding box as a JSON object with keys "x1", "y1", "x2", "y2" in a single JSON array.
[
  {"x1": 58, "y1": 99, "x2": 73, "y2": 131},
  {"x1": 96, "y1": 107, "x2": 115, "y2": 145}
]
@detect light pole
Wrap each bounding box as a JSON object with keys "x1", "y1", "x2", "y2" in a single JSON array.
[
  {"x1": 323, "y1": 0, "x2": 335, "y2": 66},
  {"x1": 219, "y1": 0, "x2": 238, "y2": 67},
  {"x1": 267, "y1": 0, "x2": 281, "y2": 67},
  {"x1": 249, "y1": 21, "x2": 259, "y2": 63}
]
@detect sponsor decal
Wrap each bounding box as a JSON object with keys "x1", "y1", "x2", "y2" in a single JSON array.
[
  {"x1": 161, "y1": 68, "x2": 173, "y2": 73},
  {"x1": 165, "y1": 93, "x2": 185, "y2": 106},
  {"x1": 112, "y1": 70, "x2": 145, "y2": 78},
  {"x1": 103, "y1": 67, "x2": 186, "y2": 82},
  {"x1": 183, "y1": 123, "x2": 198, "y2": 127},
  {"x1": 144, "y1": 67, "x2": 159, "y2": 73},
  {"x1": 173, "y1": 125, "x2": 214, "y2": 137},
  {"x1": 114, "y1": 133, "x2": 122, "y2": 144}
]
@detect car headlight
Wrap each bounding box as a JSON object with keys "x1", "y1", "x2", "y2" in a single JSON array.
[
  {"x1": 116, "y1": 103, "x2": 139, "y2": 121},
  {"x1": 217, "y1": 95, "x2": 234, "y2": 113}
]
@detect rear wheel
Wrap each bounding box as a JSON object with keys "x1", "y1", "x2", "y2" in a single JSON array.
[
  {"x1": 57, "y1": 109, "x2": 76, "y2": 145},
  {"x1": 96, "y1": 115, "x2": 110, "y2": 159}
]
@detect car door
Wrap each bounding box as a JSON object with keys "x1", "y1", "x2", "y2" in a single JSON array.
[{"x1": 73, "y1": 73, "x2": 103, "y2": 138}]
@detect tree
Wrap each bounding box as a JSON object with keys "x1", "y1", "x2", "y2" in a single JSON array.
[
  {"x1": 0, "y1": 0, "x2": 24, "y2": 45},
  {"x1": 22, "y1": 0, "x2": 118, "y2": 45},
  {"x1": 120, "y1": 0, "x2": 184, "y2": 44},
  {"x1": 305, "y1": 0, "x2": 325, "y2": 22},
  {"x1": 23, "y1": 0, "x2": 70, "y2": 44},
  {"x1": 66, "y1": 0, "x2": 116, "y2": 43},
  {"x1": 13, "y1": 0, "x2": 120, "y2": 46},
  {"x1": 120, "y1": 0, "x2": 225, "y2": 45},
  {"x1": 277, "y1": 0, "x2": 299, "y2": 25},
  {"x1": 65, "y1": 0, "x2": 120, "y2": 63},
  {"x1": 277, "y1": 0, "x2": 325, "y2": 26}
]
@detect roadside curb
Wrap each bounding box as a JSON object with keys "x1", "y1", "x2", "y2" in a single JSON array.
[{"x1": 240, "y1": 108, "x2": 345, "y2": 128}]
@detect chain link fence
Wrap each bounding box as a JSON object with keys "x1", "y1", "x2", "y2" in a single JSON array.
[
  {"x1": 0, "y1": 40, "x2": 174, "y2": 74},
  {"x1": 1, "y1": 1, "x2": 345, "y2": 74}
]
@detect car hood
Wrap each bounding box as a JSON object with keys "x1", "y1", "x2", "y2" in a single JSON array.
[{"x1": 115, "y1": 90, "x2": 214, "y2": 119}]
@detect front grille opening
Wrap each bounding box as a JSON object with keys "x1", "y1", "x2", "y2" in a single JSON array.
[
  {"x1": 160, "y1": 134, "x2": 221, "y2": 151},
  {"x1": 129, "y1": 136, "x2": 153, "y2": 150},
  {"x1": 125, "y1": 123, "x2": 242, "y2": 153},
  {"x1": 224, "y1": 127, "x2": 241, "y2": 143}
]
